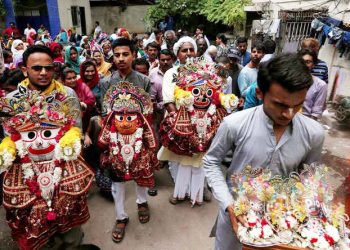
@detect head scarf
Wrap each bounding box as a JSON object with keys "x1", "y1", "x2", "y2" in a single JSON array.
[
  {"x1": 35, "y1": 40, "x2": 45, "y2": 46},
  {"x1": 65, "y1": 46, "x2": 81, "y2": 74},
  {"x1": 26, "y1": 31, "x2": 36, "y2": 46},
  {"x1": 173, "y1": 36, "x2": 197, "y2": 56},
  {"x1": 93, "y1": 50, "x2": 111, "y2": 76},
  {"x1": 11, "y1": 39, "x2": 26, "y2": 55},
  {"x1": 117, "y1": 28, "x2": 131, "y2": 40},
  {"x1": 78, "y1": 60, "x2": 100, "y2": 90},
  {"x1": 59, "y1": 28, "x2": 68, "y2": 43},
  {"x1": 50, "y1": 42, "x2": 64, "y2": 63},
  {"x1": 80, "y1": 36, "x2": 89, "y2": 47},
  {"x1": 143, "y1": 32, "x2": 156, "y2": 49}
]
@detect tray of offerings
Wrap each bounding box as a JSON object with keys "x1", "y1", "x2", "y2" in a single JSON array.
[{"x1": 232, "y1": 165, "x2": 350, "y2": 250}]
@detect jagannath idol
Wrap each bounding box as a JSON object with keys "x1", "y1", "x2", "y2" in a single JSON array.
[
  {"x1": 0, "y1": 86, "x2": 94, "y2": 250},
  {"x1": 98, "y1": 81, "x2": 159, "y2": 243},
  {"x1": 158, "y1": 58, "x2": 238, "y2": 206}
]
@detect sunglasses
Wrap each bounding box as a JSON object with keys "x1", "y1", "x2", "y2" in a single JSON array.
[{"x1": 30, "y1": 65, "x2": 55, "y2": 72}]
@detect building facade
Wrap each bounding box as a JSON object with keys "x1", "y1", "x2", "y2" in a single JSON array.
[
  {"x1": 245, "y1": 0, "x2": 350, "y2": 98},
  {"x1": 3, "y1": 0, "x2": 92, "y2": 38}
]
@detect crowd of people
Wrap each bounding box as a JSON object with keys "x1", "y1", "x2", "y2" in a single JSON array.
[{"x1": 0, "y1": 20, "x2": 330, "y2": 250}]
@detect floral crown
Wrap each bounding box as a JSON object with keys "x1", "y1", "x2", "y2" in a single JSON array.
[
  {"x1": 103, "y1": 81, "x2": 153, "y2": 115},
  {"x1": 0, "y1": 85, "x2": 83, "y2": 173},
  {"x1": 0, "y1": 85, "x2": 80, "y2": 135},
  {"x1": 173, "y1": 58, "x2": 227, "y2": 90}
]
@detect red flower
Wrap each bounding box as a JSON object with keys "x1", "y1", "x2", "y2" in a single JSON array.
[
  {"x1": 259, "y1": 229, "x2": 264, "y2": 238},
  {"x1": 310, "y1": 238, "x2": 318, "y2": 244},
  {"x1": 285, "y1": 219, "x2": 291, "y2": 229},
  {"x1": 324, "y1": 234, "x2": 335, "y2": 246},
  {"x1": 261, "y1": 219, "x2": 268, "y2": 226},
  {"x1": 26, "y1": 179, "x2": 40, "y2": 195},
  {"x1": 211, "y1": 91, "x2": 221, "y2": 106},
  {"x1": 47, "y1": 211, "x2": 57, "y2": 221},
  {"x1": 21, "y1": 155, "x2": 31, "y2": 163},
  {"x1": 10, "y1": 133, "x2": 21, "y2": 141},
  {"x1": 55, "y1": 130, "x2": 64, "y2": 142},
  {"x1": 248, "y1": 222, "x2": 257, "y2": 227}
]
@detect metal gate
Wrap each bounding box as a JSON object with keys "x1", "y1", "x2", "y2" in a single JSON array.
[{"x1": 278, "y1": 9, "x2": 328, "y2": 53}]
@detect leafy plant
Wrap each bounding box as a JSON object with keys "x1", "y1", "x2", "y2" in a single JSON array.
[
  {"x1": 0, "y1": 0, "x2": 7, "y2": 16},
  {"x1": 145, "y1": 0, "x2": 206, "y2": 28},
  {"x1": 201, "y1": 0, "x2": 251, "y2": 27},
  {"x1": 145, "y1": 0, "x2": 250, "y2": 29}
]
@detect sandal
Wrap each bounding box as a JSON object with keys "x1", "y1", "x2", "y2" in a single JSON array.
[
  {"x1": 112, "y1": 217, "x2": 129, "y2": 243},
  {"x1": 137, "y1": 202, "x2": 150, "y2": 224},
  {"x1": 148, "y1": 188, "x2": 158, "y2": 196},
  {"x1": 169, "y1": 196, "x2": 185, "y2": 205}
]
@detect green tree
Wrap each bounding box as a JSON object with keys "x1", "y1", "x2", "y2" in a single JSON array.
[
  {"x1": 0, "y1": 0, "x2": 7, "y2": 16},
  {"x1": 201, "y1": 0, "x2": 251, "y2": 27},
  {"x1": 145, "y1": 0, "x2": 206, "y2": 29},
  {"x1": 145, "y1": 0, "x2": 249, "y2": 29}
]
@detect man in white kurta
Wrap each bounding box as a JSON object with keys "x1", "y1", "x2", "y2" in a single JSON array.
[{"x1": 157, "y1": 36, "x2": 207, "y2": 205}]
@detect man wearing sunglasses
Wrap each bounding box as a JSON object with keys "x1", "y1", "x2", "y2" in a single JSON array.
[{"x1": 7, "y1": 45, "x2": 81, "y2": 126}]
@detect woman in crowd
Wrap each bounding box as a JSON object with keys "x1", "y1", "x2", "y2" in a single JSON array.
[
  {"x1": 50, "y1": 42, "x2": 64, "y2": 63},
  {"x1": 102, "y1": 41, "x2": 113, "y2": 63},
  {"x1": 62, "y1": 67, "x2": 96, "y2": 131},
  {"x1": 65, "y1": 46, "x2": 83, "y2": 74},
  {"x1": 78, "y1": 60, "x2": 101, "y2": 107},
  {"x1": 62, "y1": 67, "x2": 96, "y2": 111},
  {"x1": 11, "y1": 39, "x2": 26, "y2": 61},
  {"x1": 92, "y1": 50, "x2": 112, "y2": 77}
]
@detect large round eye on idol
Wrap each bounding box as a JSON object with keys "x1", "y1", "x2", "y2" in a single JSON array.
[
  {"x1": 206, "y1": 88, "x2": 213, "y2": 97},
  {"x1": 116, "y1": 115, "x2": 124, "y2": 122},
  {"x1": 126, "y1": 115, "x2": 137, "y2": 122},
  {"x1": 21, "y1": 131, "x2": 37, "y2": 142},
  {"x1": 191, "y1": 87, "x2": 200, "y2": 97},
  {"x1": 41, "y1": 128, "x2": 60, "y2": 140}
]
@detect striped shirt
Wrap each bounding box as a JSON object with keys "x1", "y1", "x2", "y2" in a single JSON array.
[{"x1": 311, "y1": 59, "x2": 328, "y2": 83}]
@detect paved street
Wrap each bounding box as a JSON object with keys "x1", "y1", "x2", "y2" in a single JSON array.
[{"x1": 1, "y1": 113, "x2": 350, "y2": 250}]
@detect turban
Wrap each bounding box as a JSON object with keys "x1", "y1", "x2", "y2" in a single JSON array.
[{"x1": 173, "y1": 36, "x2": 197, "y2": 56}]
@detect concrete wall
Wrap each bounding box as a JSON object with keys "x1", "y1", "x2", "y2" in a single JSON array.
[
  {"x1": 246, "y1": 0, "x2": 350, "y2": 97},
  {"x1": 90, "y1": 5, "x2": 150, "y2": 34},
  {"x1": 57, "y1": 0, "x2": 92, "y2": 35}
]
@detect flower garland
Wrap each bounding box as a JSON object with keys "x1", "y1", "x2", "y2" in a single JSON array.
[{"x1": 109, "y1": 128, "x2": 143, "y2": 180}]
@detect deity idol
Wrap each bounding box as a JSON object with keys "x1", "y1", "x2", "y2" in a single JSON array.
[
  {"x1": 98, "y1": 81, "x2": 159, "y2": 188},
  {"x1": 160, "y1": 58, "x2": 238, "y2": 156},
  {"x1": 0, "y1": 86, "x2": 94, "y2": 250}
]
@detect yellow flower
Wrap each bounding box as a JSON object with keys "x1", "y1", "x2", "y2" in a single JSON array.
[
  {"x1": 257, "y1": 186, "x2": 275, "y2": 202},
  {"x1": 59, "y1": 127, "x2": 81, "y2": 148},
  {"x1": 0, "y1": 137, "x2": 16, "y2": 158},
  {"x1": 295, "y1": 182, "x2": 305, "y2": 192},
  {"x1": 219, "y1": 93, "x2": 238, "y2": 109},
  {"x1": 292, "y1": 204, "x2": 307, "y2": 222},
  {"x1": 242, "y1": 182, "x2": 253, "y2": 195},
  {"x1": 234, "y1": 197, "x2": 249, "y2": 216},
  {"x1": 174, "y1": 86, "x2": 193, "y2": 108},
  {"x1": 331, "y1": 204, "x2": 345, "y2": 228}
]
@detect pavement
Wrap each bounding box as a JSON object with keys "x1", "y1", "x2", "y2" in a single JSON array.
[{"x1": 0, "y1": 109, "x2": 350, "y2": 250}]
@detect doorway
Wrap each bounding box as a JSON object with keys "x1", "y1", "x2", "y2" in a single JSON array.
[{"x1": 79, "y1": 7, "x2": 86, "y2": 35}]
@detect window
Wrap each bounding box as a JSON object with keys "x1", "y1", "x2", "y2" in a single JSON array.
[{"x1": 71, "y1": 6, "x2": 79, "y2": 26}]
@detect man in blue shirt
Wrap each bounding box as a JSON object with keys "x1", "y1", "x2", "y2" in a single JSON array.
[{"x1": 236, "y1": 37, "x2": 250, "y2": 66}]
